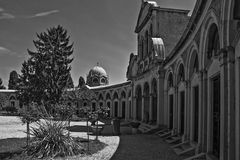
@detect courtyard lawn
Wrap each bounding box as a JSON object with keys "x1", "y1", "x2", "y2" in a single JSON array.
[{"x1": 0, "y1": 116, "x2": 119, "y2": 160}]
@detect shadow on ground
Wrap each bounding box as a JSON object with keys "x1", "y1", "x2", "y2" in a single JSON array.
[
  {"x1": 67, "y1": 125, "x2": 93, "y2": 132},
  {"x1": 110, "y1": 134, "x2": 180, "y2": 160}
]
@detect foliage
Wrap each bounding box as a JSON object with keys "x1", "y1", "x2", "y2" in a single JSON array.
[
  {"x1": 0, "y1": 78, "x2": 6, "y2": 89},
  {"x1": 66, "y1": 73, "x2": 74, "y2": 89},
  {"x1": 88, "y1": 106, "x2": 110, "y2": 124},
  {"x1": 18, "y1": 25, "x2": 74, "y2": 113},
  {"x1": 26, "y1": 120, "x2": 84, "y2": 158},
  {"x1": 19, "y1": 103, "x2": 42, "y2": 124},
  {"x1": 8, "y1": 70, "x2": 20, "y2": 90},
  {"x1": 55, "y1": 103, "x2": 75, "y2": 121},
  {"x1": 78, "y1": 76, "x2": 85, "y2": 87}
]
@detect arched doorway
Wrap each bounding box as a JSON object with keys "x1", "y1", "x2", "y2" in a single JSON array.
[
  {"x1": 205, "y1": 24, "x2": 221, "y2": 158},
  {"x1": 144, "y1": 82, "x2": 150, "y2": 123},
  {"x1": 151, "y1": 79, "x2": 158, "y2": 124},
  {"x1": 177, "y1": 63, "x2": 185, "y2": 135},
  {"x1": 167, "y1": 73, "x2": 174, "y2": 129},
  {"x1": 136, "y1": 85, "x2": 142, "y2": 121},
  {"x1": 128, "y1": 91, "x2": 132, "y2": 119},
  {"x1": 121, "y1": 91, "x2": 126, "y2": 119},
  {"x1": 113, "y1": 92, "x2": 119, "y2": 117}
]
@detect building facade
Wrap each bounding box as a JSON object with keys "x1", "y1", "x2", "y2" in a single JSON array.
[
  {"x1": 89, "y1": 0, "x2": 240, "y2": 159},
  {"x1": 0, "y1": 0, "x2": 239, "y2": 159}
]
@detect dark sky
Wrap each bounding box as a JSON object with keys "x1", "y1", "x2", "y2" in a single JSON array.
[{"x1": 0, "y1": 0, "x2": 196, "y2": 87}]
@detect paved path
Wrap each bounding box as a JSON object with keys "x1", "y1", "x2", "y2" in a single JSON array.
[{"x1": 110, "y1": 134, "x2": 180, "y2": 160}]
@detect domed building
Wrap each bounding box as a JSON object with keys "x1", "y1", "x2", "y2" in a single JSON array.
[{"x1": 86, "y1": 64, "x2": 109, "y2": 87}]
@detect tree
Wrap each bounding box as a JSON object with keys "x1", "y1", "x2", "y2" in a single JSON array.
[
  {"x1": 18, "y1": 25, "x2": 74, "y2": 114},
  {"x1": 0, "y1": 78, "x2": 6, "y2": 89},
  {"x1": 78, "y1": 76, "x2": 85, "y2": 88},
  {"x1": 66, "y1": 73, "x2": 74, "y2": 88},
  {"x1": 8, "y1": 70, "x2": 19, "y2": 89}
]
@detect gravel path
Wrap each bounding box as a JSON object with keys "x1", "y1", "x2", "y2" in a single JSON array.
[{"x1": 110, "y1": 134, "x2": 180, "y2": 160}]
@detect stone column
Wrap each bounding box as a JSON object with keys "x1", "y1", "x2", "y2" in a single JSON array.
[
  {"x1": 201, "y1": 69, "x2": 208, "y2": 152},
  {"x1": 226, "y1": 46, "x2": 236, "y2": 160},
  {"x1": 219, "y1": 48, "x2": 229, "y2": 160},
  {"x1": 197, "y1": 70, "x2": 203, "y2": 153},
  {"x1": 163, "y1": 90, "x2": 168, "y2": 125},
  {"x1": 236, "y1": 56, "x2": 240, "y2": 160},
  {"x1": 185, "y1": 80, "x2": 191, "y2": 141},
  {"x1": 173, "y1": 86, "x2": 178, "y2": 134}
]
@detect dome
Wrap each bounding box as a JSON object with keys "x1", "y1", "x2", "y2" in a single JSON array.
[{"x1": 89, "y1": 65, "x2": 108, "y2": 77}]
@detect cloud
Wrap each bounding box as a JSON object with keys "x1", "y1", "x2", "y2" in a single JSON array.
[
  {"x1": 0, "y1": 13, "x2": 15, "y2": 19},
  {"x1": 0, "y1": 46, "x2": 10, "y2": 52},
  {"x1": 0, "y1": 8, "x2": 4, "y2": 12},
  {"x1": 0, "y1": 46, "x2": 24, "y2": 57},
  {"x1": 30, "y1": 10, "x2": 59, "y2": 18}
]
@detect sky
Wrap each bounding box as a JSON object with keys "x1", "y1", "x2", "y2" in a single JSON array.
[{"x1": 0, "y1": 0, "x2": 196, "y2": 88}]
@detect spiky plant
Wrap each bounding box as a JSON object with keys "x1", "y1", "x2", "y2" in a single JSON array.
[{"x1": 26, "y1": 120, "x2": 84, "y2": 158}]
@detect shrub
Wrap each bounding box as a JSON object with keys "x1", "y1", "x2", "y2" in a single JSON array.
[{"x1": 26, "y1": 120, "x2": 84, "y2": 158}]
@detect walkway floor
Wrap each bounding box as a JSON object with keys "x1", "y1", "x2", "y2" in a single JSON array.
[{"x1": 110, "y1": 134, "x2": 180, "y2": 160}]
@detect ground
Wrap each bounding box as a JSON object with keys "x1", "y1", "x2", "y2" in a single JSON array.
[{"x1": 0, "y1": 116, "x2": 180, "y2": 160}]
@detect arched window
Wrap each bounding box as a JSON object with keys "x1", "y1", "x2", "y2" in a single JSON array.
[
  {"x1": 113, "y1": 92, "x2": 118, "y2": 99},
  {"x1": 106, "y1": 93, "x2": 111, "y2": 100},
  {"x1": 168, "y1": 73, "x2": 174, "y2": 88},
  {"x1": 207, "y1": 24, "x2": 220, "y2": 59},
  {"x1": 121, "y1": 91, "x2": 126, "y2": 99},
  {"x1": 178, "y1": 64, "x2": 185, "y2": 83},
  {"x1": 193, "y1": 56, "x2": 199, "y2": 72},
  {"x1": 99, "y1": 94, "x2": 103, "y2": 100}
]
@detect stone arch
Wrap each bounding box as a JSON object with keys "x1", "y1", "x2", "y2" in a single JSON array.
[
  {"x1": 176, "y1": 63, "x2": 185, "y2": 84},
  {"x1": 164, "y1": 68, "x2": 174, "y2": 90},
  {"x1": 174, "y1": 58, "x2": 185, "y2": 85},
  {"x1": 186, "y1": 41, "x2": 200, "y2": 78},
  {"x1": 200, "y1": 10, "x2": 221, "y2": 69},
  {"x1": 98, "y1": 93, "x2": 103, "y2": 101},
  {"x1": 188, "y1": 50, "x2": 199, "y2": 80},
  {"x1": 106, "y1": 92, "x2": 111, "y2": 100}
]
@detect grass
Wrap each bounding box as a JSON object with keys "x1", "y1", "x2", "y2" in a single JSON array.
[{"x1": 0, "y1": 137, "x2": 108, "y2": 160}]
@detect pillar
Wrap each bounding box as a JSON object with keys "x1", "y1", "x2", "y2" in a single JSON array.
[
  {"x1": 226, "y1": 46, "x2": 236, "y2": 160},
  {"x1": 219, "y1": 49, "x2": 229, "y2": 160},
  {"x1": 236, "y1": 56, "x2": 240, "y2": 160},
  {"x1": 202, "y1": 69, "x2": 208, "y2": 152},
  {"x1": 198, "y1": 71, "x2": 203, "y2": 153}
]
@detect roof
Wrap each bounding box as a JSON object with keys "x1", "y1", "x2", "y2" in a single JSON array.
[
  {"x1": 87, "y1": 81, "x2": 131, "y2": 91},
  {"x1": 89, "y1": 65, "x2": 108, "y2": 77},
  {"x1": 0, "y1": 89, "x2": 17, "y2": 93}
]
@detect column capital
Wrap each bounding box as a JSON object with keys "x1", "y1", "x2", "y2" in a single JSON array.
[
  {"x1": 218, "y1": 48, "x2": 228, "y2": 65},
  {"x1": 226, "y1": 46, "x2": 235, "y2": 64},
  {"x1": 157, "y1": 69, "x2": 165, "y2": 79}
]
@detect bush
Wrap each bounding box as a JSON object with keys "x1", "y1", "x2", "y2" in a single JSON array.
[
  {"x1": 26, "y1": 120, "x2": 84, "y2": 158},
  {"x1": 4, "y1": 106, "x2": 17, "y2": 113}
]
